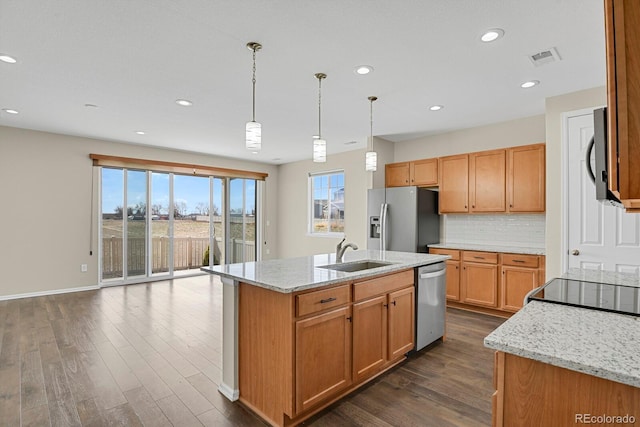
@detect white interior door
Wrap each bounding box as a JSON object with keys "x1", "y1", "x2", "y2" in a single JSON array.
[{"x1": 567, "y1": 112, "x2": 640, "y2": 275}]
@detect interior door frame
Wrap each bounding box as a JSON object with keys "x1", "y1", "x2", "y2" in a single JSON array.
[{"x1": 561, "y1": 106, "x2": 605, "y2": 273}]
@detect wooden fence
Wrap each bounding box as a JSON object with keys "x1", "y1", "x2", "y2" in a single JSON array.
[{"x1": 102, "y1": 237, "x2": 255, "y2": 279}]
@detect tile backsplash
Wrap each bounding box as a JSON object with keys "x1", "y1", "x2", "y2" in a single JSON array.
[{"x1": 443, "y1": 214, "x2": 545, "y2": 248}]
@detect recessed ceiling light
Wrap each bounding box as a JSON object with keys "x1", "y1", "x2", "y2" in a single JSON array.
[
  {"x1": 481, "y1": 28, "x2": 505, "y2": 42},
  {"x1": 354, "y1": 65, "x2": 373, "y2": 75},
  {"x1": 0, "y1": 54, "x2": 17, "y2": 64},
  {"x1": 84, "y1": 103, "x2": 98, "y2": 108},
  {"x1": 521, "y1": 80, "x2": 540, "y2": 88},
  {"x1": 251, "y1": 151, "x2": 258, "y2": 154},
  {"x1": 2, "y1": 108, "x2": 18, "y2": 114},
  {"x1": 135, "y1": 131, "x2": 146, "y2": 135},
  {"x1": 429, "y1": 105, "x2": 444, "y2": 111},
  {"x1": 175, "y1": 99, "x2": 193, "y2": 107}
]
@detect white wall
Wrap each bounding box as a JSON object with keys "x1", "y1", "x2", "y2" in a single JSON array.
[
  {"x1": 393, "y1": 115, "x2": 546, "y2": 161},
  {"x1": 0, "y1": 126, "x2": 279, "y2": 298},
  {"x1": 277, "y1": 147, "x2": 378, "y2": 259},
  {"x1": 544, "y1": 86, "x2": 607, "y2": 279}
]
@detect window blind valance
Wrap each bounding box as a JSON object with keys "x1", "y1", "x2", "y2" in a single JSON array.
[{"x1": 90, "y1": 154, "x2": 268, "y2": 180}]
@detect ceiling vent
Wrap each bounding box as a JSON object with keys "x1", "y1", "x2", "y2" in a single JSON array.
[{"x1": 528, "y1": 47, "x2": 561, "y2": 67}]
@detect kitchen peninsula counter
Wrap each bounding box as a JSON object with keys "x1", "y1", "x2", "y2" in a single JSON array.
[{"x1": 485, "y1": 269, "x2": 640, "y2": 425}]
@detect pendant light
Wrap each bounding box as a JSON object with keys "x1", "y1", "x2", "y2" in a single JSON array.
[
  {"x1": 365, "y1": 96, "x2": 378, "y2": 171},
  {"x1": 313, "y1": 73, "x2": 327, "y2": 162},
  {"x1": 246, "y1": 42, "x2": 262, "y2": 151}
]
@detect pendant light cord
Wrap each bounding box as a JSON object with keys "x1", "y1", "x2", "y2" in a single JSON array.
[
  {"x1": 318, "y1": 77, "x2": 322, "y2": 138},
  {"x1": 370, "y1": 98, "x2": 373, "y2": 151},
  {"x1": 251, "y1": 48, "x2": 257, "y2": 122}
]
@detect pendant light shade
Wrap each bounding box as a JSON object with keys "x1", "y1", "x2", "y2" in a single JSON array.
[
  {"x1": 313, "y1": 73, "x2": 327, "y2": 163},
  {"x1": 246, "y1": 42, "x2": 262, "y2": 151},
  {"x1": 365, "y1": 96, "x2": 378, "y2": 171}
]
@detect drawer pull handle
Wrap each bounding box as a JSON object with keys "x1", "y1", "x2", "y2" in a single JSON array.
[
  {"x1": 473, "y1": 256, "x2": 485, "y2": 260},
  {"x1": 320, "y1": 297, "x2": 337, "y2": 304},
  {"x1": 513, "y1": 260, "x2": 526, "y2": 263}
]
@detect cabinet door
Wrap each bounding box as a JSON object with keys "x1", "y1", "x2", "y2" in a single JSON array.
[
  {"x1": 410, "y1": 158, "x2": 438, "y2": 186},
  {"x1": 461, "y1": 262, "x2": 498, "y2": 307},
  {"x1": 445, "y1": 260, "x2": 460, "y2": 301},
  {"x1": 352, "y1": 295, "x2": 387, "y2": 382},
  {"x1": 501, "y1": 266, "x2": 539, "y2": 312},
  {"x1": 605, "y1": 0, "x2": 640, "y2": 206},
  {"x1": 439, "y1": 155, "x2": 469, "y2": 213},
  {"x1": 470, "y1": 149, "x2": 506, "y2": 212},
  {"x1": 295, "y1": 306, "x2": 351, "y2": 413},
  {"x1": 385, "y1": 162, "x2": 410, "y2": 187},
  {"x1": 507, "y1": 144, "x2": 545, "y2": 212},
  {"x1": 388, "y1": 287, "x2": 415, "y2": 360}
]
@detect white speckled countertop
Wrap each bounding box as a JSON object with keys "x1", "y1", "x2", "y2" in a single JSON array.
[
  {"x1": 429, "y1": 242, "x2": 545, "y2": 255},
  {"x1": 201, "y1": 250, "x2": 449, "y2": 293},
  {"x1": 485, "y1": 269, "x2": 640, "y2": 388}
]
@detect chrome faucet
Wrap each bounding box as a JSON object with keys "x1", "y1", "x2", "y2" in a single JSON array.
[{"x1": 336, "y1": 237, "x2": 358, "y2": 262}]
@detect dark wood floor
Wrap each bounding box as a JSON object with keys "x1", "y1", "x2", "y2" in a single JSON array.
[{"x1": 0, "y1": 275, "x2": 504, "y2": 426}]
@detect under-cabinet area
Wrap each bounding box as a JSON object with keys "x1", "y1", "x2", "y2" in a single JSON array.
[
  {"x1": 238, "y1": 269, "x2": 417, "y2": 427},
  {"x1": 429, "y1": 248, "x2": 545, "y2": 317}
]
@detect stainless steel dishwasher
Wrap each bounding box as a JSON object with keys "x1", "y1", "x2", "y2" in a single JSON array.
[{"x1": 415, "y1": 262, "x2": 446, "y2": 351}]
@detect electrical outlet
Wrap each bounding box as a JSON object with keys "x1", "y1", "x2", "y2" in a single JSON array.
[
  {"x1": 266, "y1": 249, "x2": 270, "y2": 255},
  {"x1": 81, "y1": 264, "x2": 88, "y2": 272}
]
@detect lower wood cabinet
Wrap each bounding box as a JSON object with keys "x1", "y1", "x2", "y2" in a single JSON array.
[
  {"x1": 295, "y1": 306, "x2": 352, "y2": 413},
  {"x1": 462, "y1": 261, "x2": 499, "y2": 307},
  {"x1": 492, "y1": 352, "x2": 640, "y2": 426},
  {"x1": 239, "y1": 269, "x2": 416, "y2": 427},
  {"x1": 429, "y1": 248, "x2": 545, "y2": 317}
]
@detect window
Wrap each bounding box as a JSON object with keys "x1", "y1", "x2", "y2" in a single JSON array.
[{"x1": 309, "y1": 171, "x2": 345, "y2": 235}]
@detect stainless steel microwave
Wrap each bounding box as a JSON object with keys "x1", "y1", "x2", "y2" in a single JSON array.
[{"x1": 586, "y1": 107, "x2": 624, "y2": 208}]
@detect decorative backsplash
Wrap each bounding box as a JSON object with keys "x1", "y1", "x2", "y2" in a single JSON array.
[{"x1": 443, "y1": 214, "x2": 545, "y2": 248}]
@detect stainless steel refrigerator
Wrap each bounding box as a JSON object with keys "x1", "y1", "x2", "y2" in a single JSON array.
[{"x1": 367, "y1": 186, "x2": 440, "y2": 252}]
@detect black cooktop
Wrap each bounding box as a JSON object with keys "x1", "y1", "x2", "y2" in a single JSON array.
[{"x1": 528, "y1": 278, "x2": 640, "y2": 317}]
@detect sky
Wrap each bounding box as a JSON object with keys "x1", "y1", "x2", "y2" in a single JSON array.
[{"x1": 101, "y1": 168, "x2": 256, "y2": 215}]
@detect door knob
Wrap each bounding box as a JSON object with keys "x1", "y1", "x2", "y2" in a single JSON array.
[{"x1": 571, "y1": 249, "x2": 580, "y2": 256}]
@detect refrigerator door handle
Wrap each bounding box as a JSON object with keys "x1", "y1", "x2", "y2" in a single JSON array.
[{"x1": 380, "y1": 203, "x2": 388, "y2": 251}]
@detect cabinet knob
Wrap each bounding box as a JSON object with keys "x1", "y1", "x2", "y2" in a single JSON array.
[
  {"x1": 510, "y1": 204, "x2": 513, "y2": 208},
  {"x1": 472, "y1": 205, "x2": 475, "y2": 208}
]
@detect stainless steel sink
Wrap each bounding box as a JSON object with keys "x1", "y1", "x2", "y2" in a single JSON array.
[{"x1": 317, "y1": 260, "x2": 394, "y2": 272}]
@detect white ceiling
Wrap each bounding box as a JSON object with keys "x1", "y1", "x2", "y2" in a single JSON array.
[{"x1": 0, "y1": 0, "x2": 606, "y2": 165}]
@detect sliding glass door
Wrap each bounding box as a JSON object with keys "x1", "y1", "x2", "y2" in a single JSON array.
[{"x1": 100, "y1": 168, "x2": 253, "y2": 284}]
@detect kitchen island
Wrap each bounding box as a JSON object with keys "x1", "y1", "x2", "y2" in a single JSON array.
[
  {"x1": 484, "y1": 269, "x2": 640, "y2": 426},
  {"x1": 202, "y1": 250, "x2": 448, "y2": 427}
]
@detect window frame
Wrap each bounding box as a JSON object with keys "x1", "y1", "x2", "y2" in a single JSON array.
[{"x1": 308, "y1": 170, "x2": 346, "y2": 237}]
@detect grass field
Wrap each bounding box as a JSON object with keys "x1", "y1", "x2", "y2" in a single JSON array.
[{"x1": 102, "y1": 219, "x2": 254, "y2": 240}]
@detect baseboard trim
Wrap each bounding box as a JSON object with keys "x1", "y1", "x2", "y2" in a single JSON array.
[
  {"x1": 218, "y1": 383, "x2": 240, "y2": 401},
  {"x1": 0, "y1": 285, "x2": 101, "y2": 301}
]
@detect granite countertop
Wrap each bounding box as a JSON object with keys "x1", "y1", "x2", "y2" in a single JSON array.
[
  {"x1": 201, "y1": 249, "x2": 449, "y2": 293},
  {"x1": 429, "y1": 242, "x2": 545, "y2": 255},
  {"x1": 485, "y1": 269, "x2": 640, "y2": 388}
]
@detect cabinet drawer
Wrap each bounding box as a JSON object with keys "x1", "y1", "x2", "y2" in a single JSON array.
[
  {"x1": 429, "y1": 248, "x2": 460, "y2": 261},
  {"x1": 353, "y1": 270, "x2": 414, "y2": 302},
  {"x1": 462, "y1": 251, "x2": 498, "y2": 264},
  {"x1": 296, "y1": 285, "x2": 351, "y2": 317},
  {"x1": 501, "y1": 253, "x2": 539, "y2": 268}
]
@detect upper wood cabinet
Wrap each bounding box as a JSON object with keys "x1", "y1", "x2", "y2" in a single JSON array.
[
  {"x1": 410, "y1": 158, "x2": 438, "y2": 186},
  {"x1": 507, "y1": 144, "x2": 545, "y2": 213},
  {"x1": 439, "y1": 154, "x2": 469, "y2": 213},
  {"x1": 385, "y1": 162, "x2": 410, "y2": 187},
  {"x1": 605, "y1": 0, "x2": 640, "y2": 212},
  {"x1": 385, "y1": 159, "x2": 438, "y2": 187},
  {"x1": 469, "y1": 149, "x2": 506, "y2": 212}
]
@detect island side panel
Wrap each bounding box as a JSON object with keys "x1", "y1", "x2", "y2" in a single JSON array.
[
  {"x1": 239, "y1": 282, "x2": 294, "y2": 426},
  {"x1": 496, "y1": 352, "x2": 640, "y2": 426}
]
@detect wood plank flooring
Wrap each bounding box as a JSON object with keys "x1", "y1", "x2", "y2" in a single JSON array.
[{"x1": 0, "y1": 276, "x2": 504, "y2": 426}]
